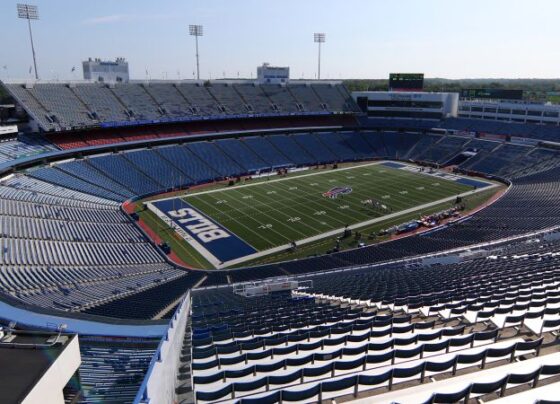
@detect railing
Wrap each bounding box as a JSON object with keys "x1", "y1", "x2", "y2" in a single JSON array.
[{"x1": 232, "y1": 278, "x2": 314, "y2": 297}]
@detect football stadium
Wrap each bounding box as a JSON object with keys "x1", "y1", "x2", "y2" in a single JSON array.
[{"x1": 4, "y1": 1, "x2": 560, "y2": 403}]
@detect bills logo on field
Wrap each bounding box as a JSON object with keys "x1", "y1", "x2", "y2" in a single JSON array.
[
  {"x1": 323, "y1": 186, "x2": 352, "y2": 199},
  {"x1": 148, "y1": 198, "x2": 256, "y2": 264},
  {"x1": 168, "y1": 207, "x2": 230, "y2": 243}
]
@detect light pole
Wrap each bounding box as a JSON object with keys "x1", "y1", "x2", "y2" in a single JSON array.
[
  {"x1": 314, "y1": 32, "x2": 325, "y2": 80},
  {"x1": 189, "y1": 24, "x2": 203, "y2": 80},
  {"x1": 17, "y1": 3, "x2": 40, "y2": 80}
]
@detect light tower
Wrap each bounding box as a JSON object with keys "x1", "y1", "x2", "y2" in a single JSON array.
[
  {"x1": 189, "y1": 24, "x2": 203, "y2": 80},
  {"x1": 313, "y1": 32, "x2": 325, "y2": 80},
  {"x1": 17, "y1": 3, "x2": 40, "y2": 80}
]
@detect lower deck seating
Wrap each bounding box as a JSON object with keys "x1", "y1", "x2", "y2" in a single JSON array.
[
  {"x1": 292, "y1": 133, "x2": 339, "y2": 163},
  {"x1": 83, "y1": 270, "x2": 204, "y2": 319},
  {"x1": 381, "y1": 132, "x2": 422, "y2": 159},
  {"x1": 0, "y1": 172, "x2": 185, "y2": 314},
  {"x1": 87, "y1": 154, "x2": 163, "y2": 196},
  {"x1": 242, "y1": 136, "x2": 293, "y2": 168},
  {"x1": 214, "y1": 138, "x2": 268, "y2": 173}
]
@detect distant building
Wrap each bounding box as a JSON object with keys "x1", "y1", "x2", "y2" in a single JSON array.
[
  {"x1": 459, "y1": 99, "x2": 560, "y2": 125},
  {"x1": 82, "y1": 57, "x2": 129, "y2": 83},
  {"x1": 0, "y1": 124, "x2": 18, "y2": 136},
  {"x1": 257, "y1": 63, "x2": 289, "y2": 84},
  {"x1": 352, "y1": 91, "x2": 459, "y2": 120}
]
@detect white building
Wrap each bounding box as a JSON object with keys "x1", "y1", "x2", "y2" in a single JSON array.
[
  {"x1": 352, "y1": 91, "x2": 459, "y2": 120},
  {"x1": 459, "y1": 99, "x2": 560, "y2": 125},
  {"x1": 257, "y1": 63, "x2": 289, "y2": 84},
  {"x1": 82, "y1": 58, "x2": 129, "y2": 83}
]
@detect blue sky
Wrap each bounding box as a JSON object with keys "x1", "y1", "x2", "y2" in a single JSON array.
[{"x1": 1, "y1": 0, "x2": 560, "y2": 80}]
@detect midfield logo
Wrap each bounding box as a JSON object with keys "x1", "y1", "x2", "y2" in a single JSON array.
[{"x1": 323, "y1": 186, "x2": 352, "y2": 199}]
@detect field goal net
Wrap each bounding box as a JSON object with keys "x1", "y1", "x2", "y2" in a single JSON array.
[{"x1": 233, "y1": 278, "x2": 314, "y2": 298}]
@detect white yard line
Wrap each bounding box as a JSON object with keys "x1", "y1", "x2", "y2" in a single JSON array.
[
  {"x1": 264, "y1": 181, "x2": 354, "y2": 227},
  {"x1": 217, "y1": 183, "x2": 499, "y2": 269},
  {"x1": 193, "y1": 192, "x2": 280, "y2": 247},
  {"x1": 227, "y1": 186, "x2": 324, "y2": 237}
]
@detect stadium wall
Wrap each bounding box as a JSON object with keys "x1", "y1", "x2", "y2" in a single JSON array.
[
  {"x1": 0, "y1": 295, "x2": 168, "y2": 337},
  {"x1": 134, "y1": 292, "x2": 191, "y2": 404},
  {"x1": 22, "y1": 334, "x2": 81, "y2": 404}
]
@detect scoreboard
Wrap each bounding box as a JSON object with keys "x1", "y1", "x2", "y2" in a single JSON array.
[
  {"x1": 460, "y1": 89, "x2": 523, "y2": 100},
  {"x1": 389, "y1": 73, "x2": 424, "y2": 91}
]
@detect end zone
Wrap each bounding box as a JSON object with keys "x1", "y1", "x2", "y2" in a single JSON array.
[
  {"x1": 379, "y1": 161, "x2": 493, "y2": 188},
  {"x1": 147, "y1": 198, "x2": 257, "y2": 267}
]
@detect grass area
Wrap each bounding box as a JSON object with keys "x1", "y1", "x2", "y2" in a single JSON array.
[
  {"x1": 138, "y1": 161, "x2": 503, "y2": 270},
  {"x1": 240, "y1": 185, "x2": 504, "y2": 266},
  {"x1": 184, "y1": 163, "x2": 473, "y2": 252},
  {"x1": 136, "y1": 206, "x2": 213, "y2": 268}
]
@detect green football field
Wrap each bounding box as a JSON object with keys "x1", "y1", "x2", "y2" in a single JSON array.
[{"x1": 180, "y1": 162, "x2": 478, "y2": 256}]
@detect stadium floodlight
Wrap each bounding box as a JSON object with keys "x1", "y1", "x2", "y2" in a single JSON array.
[
  {"x1": 189, "y1": 24, "x2": 203, "y2": 80},
  {"x1": 17, "y1": 3, "x2": 40, "y2": 80},
  {"x1": 313, "y1": 33, "x2": 326, "y2": 80}
]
